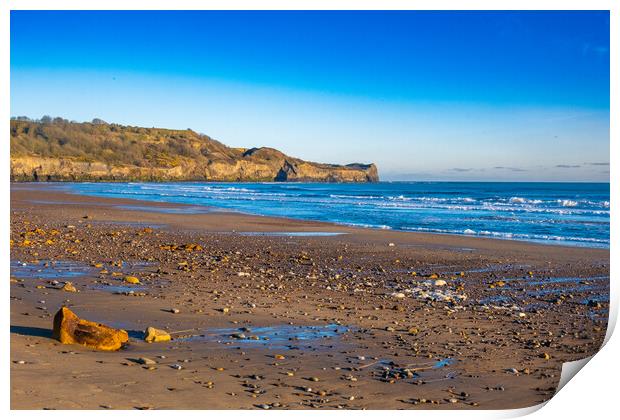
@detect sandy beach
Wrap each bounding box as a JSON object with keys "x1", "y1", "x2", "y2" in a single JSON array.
[{"x1": 10, "y1": 183, "x2": 609, "y2": 410}]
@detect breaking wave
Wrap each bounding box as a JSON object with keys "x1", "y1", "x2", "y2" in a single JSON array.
[{"x1": 63, "y1": 181, "x2": 610, "y2": 249}]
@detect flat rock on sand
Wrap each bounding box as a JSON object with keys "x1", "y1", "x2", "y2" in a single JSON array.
[{"x1": 52, "y1": 306, "x2": 129, "y2": 351}]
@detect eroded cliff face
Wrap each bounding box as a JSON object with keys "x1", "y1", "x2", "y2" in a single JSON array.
[{"x1": 10, "y1": 120, "x2": 379, "y2": 182}]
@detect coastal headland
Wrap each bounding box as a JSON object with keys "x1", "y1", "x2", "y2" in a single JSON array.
[{"x1": 10, "y1": 119, "x2": 378, "y2": 183}]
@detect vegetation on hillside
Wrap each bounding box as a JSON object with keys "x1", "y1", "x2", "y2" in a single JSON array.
[
  {"x1": 10, "y1": 116, "x2": 378, "y2": 182},
  {"x1": 11, "y1": 116, "x2": 237, "y2": 168}
]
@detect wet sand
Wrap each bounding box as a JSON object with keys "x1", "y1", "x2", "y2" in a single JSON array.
[{"x1": 10, "y1": 184, "x2": 609, "y2": 409}]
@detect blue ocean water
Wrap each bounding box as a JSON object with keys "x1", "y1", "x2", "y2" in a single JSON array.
[{"x1": 60, "y1": 182, "x2": 610, "y2": 248}]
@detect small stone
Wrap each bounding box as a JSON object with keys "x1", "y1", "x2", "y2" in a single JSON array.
[
  {"x1": 137, "y1": 357, "x2": 157, "y2": 365},
  {"x1": 170, "y1": 364, "x2": 183, "y2": 370},
  {"x1": 170, "y1": 308, "x2": 180, "y2": 314},
  {"x1": 124, "y1": 276, "x2": 141, "y2": 284},
  {"x1": 144, "y1": 327, "x2": 171, "y2": 343},
  {"x1": 540, "y1": 353, "x2": 551, "y2": 360},
  {"x1": 61, "y1": 282, "x2": 78, "y2": 293},
  {"x1": 434, "y1": 279, "x2": 447, "y2": 287}
]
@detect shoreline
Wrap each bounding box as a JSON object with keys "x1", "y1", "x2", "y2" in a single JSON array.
[
  {"x1": 10, "y1": 183, "x2": 609, "y2": 409},
  {"x1": 11, "y1": 182, "x2": 610, "y2": 253}
]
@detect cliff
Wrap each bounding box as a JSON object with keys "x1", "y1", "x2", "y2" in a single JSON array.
[{"x1": 10, "y1": 119, "x2": 379, "y2": 183}]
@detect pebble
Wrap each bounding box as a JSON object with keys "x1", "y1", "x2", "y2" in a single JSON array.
[
  {"x1": 124, "y1": 276, "x2": 141, "y2": 284},
  {"x1": 137, "y1": 357, "x2": 157, "y2": 365},
  {"x1": 61, "y1": 282, "x2": 77, "y2": 292}
]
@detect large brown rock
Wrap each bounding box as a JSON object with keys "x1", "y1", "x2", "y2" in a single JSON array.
[{"x1": 52, "y1": 307, "x2": 129, "y2": 351}]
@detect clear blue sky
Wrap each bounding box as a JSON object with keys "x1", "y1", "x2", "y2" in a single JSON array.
[{"x1": 10, "y1": 11, "x2": 610, "y2": 181}]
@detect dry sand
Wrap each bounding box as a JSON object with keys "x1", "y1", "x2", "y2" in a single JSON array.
[{"x1": 10, "y1": 184, "x2": 609, "y2": 409}]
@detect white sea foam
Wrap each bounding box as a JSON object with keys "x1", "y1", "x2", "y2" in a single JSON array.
[
  {"x1": 558, "y1": 199, "x2": 578, "y2": 207},
  {"x1": 67, "y1": 182, "x2": 609, "y2": 248}
]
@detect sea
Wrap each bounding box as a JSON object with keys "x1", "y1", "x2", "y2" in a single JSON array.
[{"x1": 59, "y1": 182, "x2": 610, "y2": 249}]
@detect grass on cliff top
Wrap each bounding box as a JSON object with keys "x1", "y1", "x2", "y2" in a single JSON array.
[{"x1": 10, "y1": 118, "x2": 239, "y2": 168}]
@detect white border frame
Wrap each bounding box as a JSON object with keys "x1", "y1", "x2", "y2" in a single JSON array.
[{"x1": 2, "y1": 2, "x2": 616, "y2": 419}]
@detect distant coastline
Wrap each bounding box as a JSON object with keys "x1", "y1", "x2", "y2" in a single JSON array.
[{"x1": 10, "y1": 118, "x2": 379, "y2": 183}]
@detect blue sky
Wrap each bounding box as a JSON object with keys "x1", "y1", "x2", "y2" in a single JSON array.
[{"x1": 10, "y1": 11, "x2": 610, "y2": 181}]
